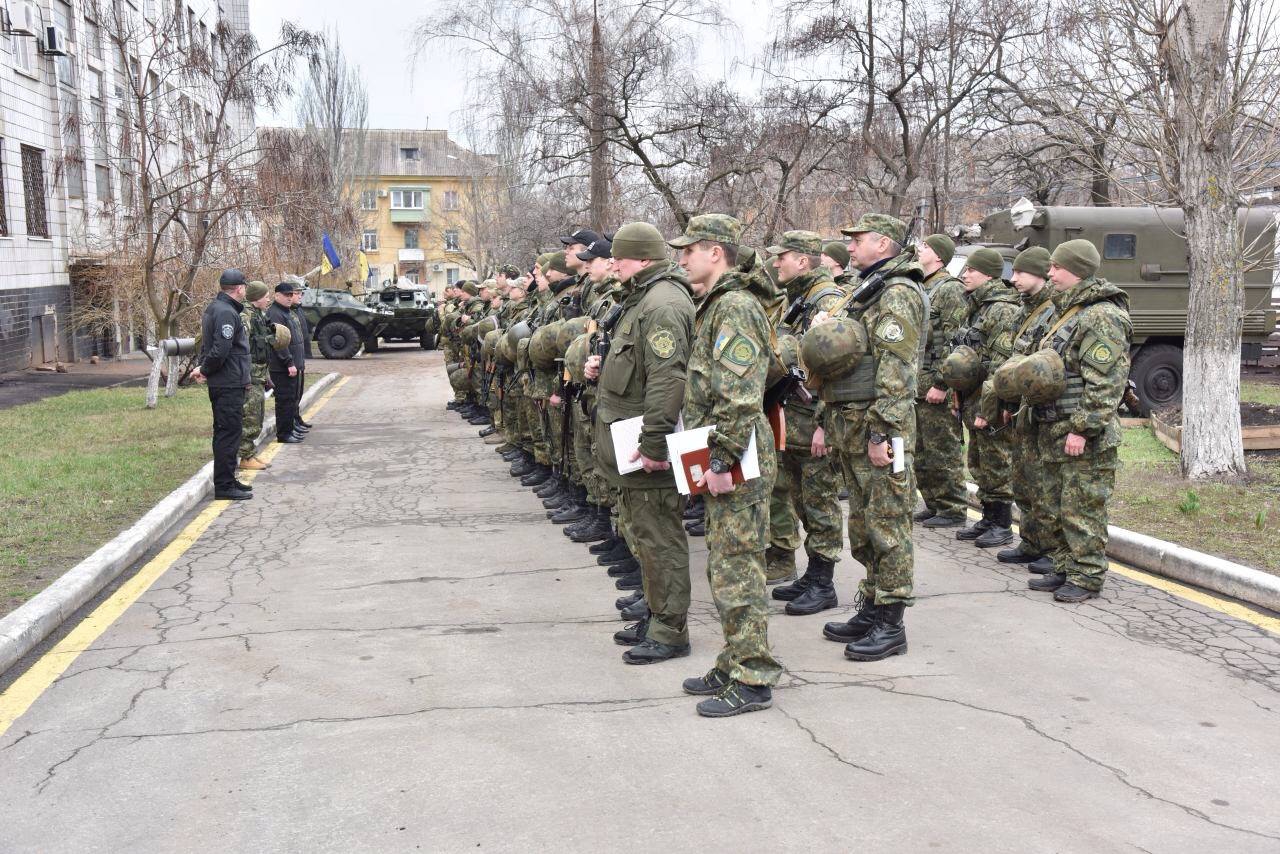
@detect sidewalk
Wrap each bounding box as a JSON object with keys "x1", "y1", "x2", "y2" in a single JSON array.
[{"x1": 0, "y1": 353, "x2": 1277, "y2": 852}]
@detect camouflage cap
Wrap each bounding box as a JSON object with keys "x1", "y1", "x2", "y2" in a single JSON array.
[
  {"x1": 245, "y1": 280, "x2": 269, "y2": 302},
  {"x1": 765, "y1": 230, "x2": 823, "y2": 257},
  {"x1": 840, "y1": 213, "x2": 908, "y2": 245},
  {"x1": 480, "y1": 278, "x2": 498, "y2": 292},
  {"x1": 668, "y1": 213, "x2": 743, "y2": 248},
  {"x1": 964, "y1": 247, "x2": 1005, "y2": 279},
  {"x1": 821, "y1": 241, "x2": 850, "y2": 269},
  {"x1": 1012, "y1": 246, "x2": 1052, "y2": 279},
  {"x1": 535, "y1": 252, "x2": 555, "y2": 272},
  {"x1": 497, "y1": 264, "x2": 521, "y2": 277}
]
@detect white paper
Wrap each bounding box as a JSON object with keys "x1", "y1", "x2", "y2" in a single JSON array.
[
  {"x1": 610, "y1": 416, "x2": 646, "y2": 475},
  {"x1": 891, "y1": 436, "x2": 905, "y2": 473},
  {"x1": 665, "y1": 425, "x2": 760, "y2": 495}
]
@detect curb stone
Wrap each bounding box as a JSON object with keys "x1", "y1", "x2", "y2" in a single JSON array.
[
  {"x1": 0, "y1": 372, "x2": 342, "y2": 676},
  {"x1": 962, "y1": 483, "x2": 1280, "y2": 614}
]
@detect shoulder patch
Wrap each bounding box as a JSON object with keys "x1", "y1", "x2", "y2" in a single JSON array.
[
  {"x1": 718, "y1": 333, "x2": 758, "y2": 377},
  {"x1": 991, "y1": 331, "x2": 1013, "y2": 354},
  {"x1": 648, "y1": 328, "x2": 676, "y2": 359},
  {"x1": 221, "y1": 323, "x2": 234, "y2": 339},
  {"x1": 713, "y1": 324, "x2": 734, "y2": 359},
  {"x1": 949, "y1": 306, "x2": 968, "y2": 326},
  {"x1": 1084, "y1": 340, "x2": 1117, "y2": 367},
  {"x1": 876, "y1": 318, "x2": 905, "y2": 343}
]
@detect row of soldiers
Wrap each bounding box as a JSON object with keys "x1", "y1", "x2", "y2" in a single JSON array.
[{"x1": 439, "y1": 213, "x2": 1132, "y2": 718}]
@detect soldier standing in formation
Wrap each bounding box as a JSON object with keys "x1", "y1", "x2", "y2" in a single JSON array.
[
  {"x1": 267, "y1": 283, "x2": 307, "y2": 445},
  {"x1": 189, "y1": 269, "x2": 253, "y2": 501},
  {"x1": 237, "y1": 281, "x2": 279, "y2": 473}
]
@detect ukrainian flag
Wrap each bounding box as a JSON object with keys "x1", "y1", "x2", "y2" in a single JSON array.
[{"x1": 320, "y1": 233, "x2": 342, "y2": 275}]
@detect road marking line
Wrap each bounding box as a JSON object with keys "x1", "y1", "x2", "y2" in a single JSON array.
[
  {"x1": 0, "y1": 376, "x2": 350, "y2": 739},
  {"x1": 962, "y1": 508, "x2": 1279, "y2": 635}
]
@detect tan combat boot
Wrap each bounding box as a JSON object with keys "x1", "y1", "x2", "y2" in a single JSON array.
[{"x1": 238, "y1": 456, "x2": 267, "y2": 471}]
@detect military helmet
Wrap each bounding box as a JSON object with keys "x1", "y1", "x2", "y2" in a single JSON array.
[
  {"x1": 448, "y1": 366, "x2": 469, "y2": 389},
  {"x1": 940, "y1": 344, "x2": 984, "y2": 392},
  {"x1": 506, "y1": 321, "x2": 533, "y2": 350},
  {"x1": 1002, "y1": 349, "x2": 1066, "y2": 404},
  {"x1": 565, "y1": 333, "x2": 591, "y2": 384},
  {"x1": 777, "y1": 333, "x2": 802, "y2": 370},
  {"x1": 530, "y1": 321, "x2": 563, "y2": 369},
  {"x1": 271, "y1": 322, "x2": 291, "y2": 352},
  {"x1": 496, "y1": 331, "x2": 516, "y2": 366},
  {"x1": 482, "y1": 328, "x2": 501, "y2": 362},
  {"x1": 557, "y1": 316, "x2": 589, "y2": 355},
  {"x1": 992, "y1": 354, "x2": 1027, "y2": 401},
  {"x1": 800, "y1": 318, "x2": 868, "y2": 381}
]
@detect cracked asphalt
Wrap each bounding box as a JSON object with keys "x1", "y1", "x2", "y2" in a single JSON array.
[{"x1": 2, "y1": 345, "x2": 1278, "y2": 853}]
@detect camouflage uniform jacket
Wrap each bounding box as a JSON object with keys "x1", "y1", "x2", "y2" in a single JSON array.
[
  {"x1": 832, "y1": 254, "x2": 927, "y2": 442},
  {"x1": 979, "y1": 284, "x2": 1057, "y2": 418},
  {"x1": 596, "y1": 260, "x2": 695, "y2": 486},
  {"x1": 920, "y1": 268, "x2": 968, "y2": 396},
  {"x1": 684, "y1": 270, "x2": 774, "y2": 493},
  {"x1": 240, "y1": 304, "x2": 274, "y2": 383},
  {"x1": 957, "y1": 280, "x2": 1021, "y2": 421},
  {"x1": 777, "y1": 267, "x2": 843, "y2": 439},
  {"x1": 1037, "y1": 277, "x2": 1132, "y2": 460}
]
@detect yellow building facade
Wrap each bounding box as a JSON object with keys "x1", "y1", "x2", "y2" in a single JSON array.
[{"x1": 354, "y1": 130, "x2": 496, "y2": 297}]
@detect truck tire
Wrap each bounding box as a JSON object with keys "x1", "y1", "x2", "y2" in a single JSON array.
[
  {"x1": 420, "y1": 331, "x2": 437, "y2": 350},
  {"x1": 365, "y1": 336, "x2": 380, "y2": 352},
  {"x1": 1129, "y1": 342, "x2": 1183, "y2": 415},
  {"x1": 317, "y1": 319, "x2": 362, "y2": 359}
]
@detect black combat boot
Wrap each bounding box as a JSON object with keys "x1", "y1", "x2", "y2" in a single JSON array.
[
  {"x1": 683, "y1": 496, "x2": 705, "y2": 520},
  {"x1": 997, "y1": 542, "x2": 1041, "y2": 564},
  {"x1": 956, "y1": 502, "x2": 994, "y2": 541},
  {"x1": 623, "y1": 638, "x2": 691, "y2": 665},
  {"x1": 922, "y1": 511, "x2": 966, "y2": 528},
  {"x1": 1053, "y1": 581, "x2": 1100, "y2": 603},
  {"x1": 446, "y1": 400, "x2": 462, "y2": 411},
  {"x1": 684, "y1": 518, "x2": 706, "y2": 537},
  {"x1": 551, "y1": 487, "x2": 589, "y2": 524},
  {"x1": 597, "y1": 539, "x2": 633, "y2": 565},
  {"x1": 563, "y1": 504, "x2": 597, "y2": 537},
  {"x1": 1028, "y1": 572, "x2": 1066, "y2": 592},
  {"x1": 607, "y1": 557, "x2": 640, "y2": 578},
  {"x1": 478, "y1": 425, "x2": 497, "y2": 438},
  {"x1": 613, "y1": 617, "x2": 649, "y2": 646},
  {"x1": 696, "y1": 681, "x2": 772, "y2": 717},
  {"x1": 1027, "y1": 556, "x2": 1056, "y2": 575},
  {"x1": 509, "y1": 453, "x2": 535, "y2": 477},
  {"x1": 590, "y1": 533, "x2": 623, "y2": 555},
  {"x1": 784, "y1": 555, "x2": 838, "y2": 616},
  {"x1": 822, "y1": 592, "x2": 878, "y2": 643},
  {"x1": 615, "y1": 589, "x2": 643, "y2": 610},
  {"x1": 467, "y1": 406, "x2": 492, "y2": 426},
  {"x1": 501, "y1": 448, "x2": 524, "y2": 462},
  {"x1": 520, "y1": 464, "x2": 552, "y2": 487},
  {"x1": 615, "y1": 569, "x2": 642, "y2": 590},
  {"x1": 913, "y1": 507, "x2": 935, "y2": 523},
  {"x1": 569, "y1": 506, "x2": 612, "y2": 543},
  {"x1": 974, "y1": 502, "x2": 1014, "y2": 548},
  {"x1": 681, "y1": 668, "x2": 730, "y2": 696},
  {"x1": 619, "y1": 596, "x2": 649, "y2": 620},
  {"x1": 844, "y1": 602, "x2": 907, "y2": 661},
  {"x1": 771, "y1": 562, "x2": 816, "y2": 602},
  {"x1": 539, "y1": 477, "x2": 570, "y2": 506}
]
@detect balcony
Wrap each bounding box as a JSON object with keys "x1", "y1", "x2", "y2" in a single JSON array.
[
  {"x1": 399, "y1": 248, "x2": 425, "y2": 262},
  {"x1": 390, "y1": 208, "x2": 426, "y2": 224}
]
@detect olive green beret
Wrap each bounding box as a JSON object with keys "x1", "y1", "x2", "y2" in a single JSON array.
[
  {"x1": 822, "y1": 241, "x2": 850, "y2": 269},
  {"x1": 923, "y1": 234, "x2": 956, "y2": 266},
  {"x1": 611, "y1": 222, "x2": 668, "y2": 261},
  {"x1": 1050, "y1": 239, "x2": 1101, "y2": 279},
  {"x1": 245, "y1": 280, "x2": 269, "y2": 301},
  {"x1": 1012, "y1": 246, "x2": 1052, "y2": 279},
  {"x1": 964, "y1": 247, "x2": 1005, "y2": 279}
]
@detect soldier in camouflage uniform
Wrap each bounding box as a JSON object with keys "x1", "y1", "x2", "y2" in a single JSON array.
[
  {"x1": 762, "y1": 231, "x2": 845, "y2": 614},
  {"x1": 585, "y1": 222, "x2": 694, "y2": 666},
  {"x1": 951, "y1": 248, "x2": 1022, "y2": 549},
  {"x1": 511, "y1": 259, "x2": 555, "y2": 480},
  {"x1": 1028, "y1": 239, "x2": 1132, "y2": 602},
  {"x1": 913, "y1": 234, "x2": 970, "y2": 528},
  {"x1": 983, "y1": 247, "x2": 1058, "y2": 566},
  {"x1": 671, "y1": 214, "x2": 781, "y2": 717},
  {"x1": 237, "y1": 281, "x2": 276, "y2": 471},
  {"x1": 821, "y1": 240, "x2": 857, "y2": 289},
  {"x1": 813, "y1": 213, "x2": 926, "y2": 662}
]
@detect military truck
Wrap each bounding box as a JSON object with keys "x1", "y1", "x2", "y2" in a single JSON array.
[
  {"x1": 364, "y1": 281, "x2": 439, "y2": 350},
  {"x1": 298, "y1": 286, "x2": 395, "y2": 359},
  {"x1": 949, "y1": 203, "x2": 1279, "y2": 414}
]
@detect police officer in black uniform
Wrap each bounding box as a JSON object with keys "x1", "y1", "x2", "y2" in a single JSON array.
[
  {"x1": 189, "y1": 269, "x2": 253, "y2": 501},
  {"x1": 289, "y1": 286, "x2": 314, "y2": 431},
  {"x1": 266, "y1": 283, "x2": 306, "y2": 444}
]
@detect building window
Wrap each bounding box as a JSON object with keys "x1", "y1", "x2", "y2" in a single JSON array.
[
  {"x1": 390, "y1": 189, "x2": 424, "y2": 209},
  {"x1": 95, "y1": 164, "x2": 113, "y2": 202},
  {"x1": 360, "y1": 189, "x2": 377, "y2": 210},
  {"x1": 443, "y1": 190, "x2": 460, "y2": 211},
  {"x1": 404, "y1": 227, "x2": 419, "y2": 249},
  {"x1": 84, "y1": 15, "x2": 103, "y2": 62},
  {"x1": 13, "y1": 1, "x2": 41, "y2": 76},
  {"x1": 361, "y1": 229, "x2": 379, "y2": 251},
  {"x1": 21, "y1": 145, "x2": 49, "y2": 238},
  {"x1": 444, "y1": 229, "x2": 460, "y2": 252},
  {"x1": 120, "y1": 169, "x2": 133, "y2": 208},
  {"x1": 0, "y1": 143, "x2": 8, "y2": 236},
  {"x1": 446, "y1": 267, "x2": 460, "y2": 286},
  {"x1": 400, "y1": 147, "x2": 419, "y2": 161}
]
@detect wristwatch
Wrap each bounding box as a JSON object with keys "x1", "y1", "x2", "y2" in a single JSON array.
[
  {"x1": 868, "y1": 431, "x2": 888, "y2": 446},
  {"x1": 709, "y1": 457, "x2": 733, "y2": 475}
]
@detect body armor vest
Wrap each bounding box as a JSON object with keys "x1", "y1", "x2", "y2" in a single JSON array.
[
  {"x1": 823, "y1": 277, "x2": 929, "y2": 403},
  {"x1": 1034, "y1": 312, "x2": 1085, "y2": 422}
]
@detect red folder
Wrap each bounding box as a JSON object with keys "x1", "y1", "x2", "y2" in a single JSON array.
[
  {"x1": 766, "y1": 403, "x2": 786, "y2": 451},
  {"x1": 680, "y1": 447, "x2": 745, "y2": 497}
]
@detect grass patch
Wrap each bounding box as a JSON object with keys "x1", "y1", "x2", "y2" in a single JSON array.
[
  {"x1": 1241, "y1": 381, "x2": 1280, "y2": 406},
  {"x1": 1112, "y1": 425, "x2": 1280, "y2": 574},
  {"x1": 0, "y1": 386, "x2": 214, "y2": 617}
]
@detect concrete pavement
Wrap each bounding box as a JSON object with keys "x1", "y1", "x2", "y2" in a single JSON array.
[{"x1": 1, "y1": 347, "x2": 1278, "y2": 853}]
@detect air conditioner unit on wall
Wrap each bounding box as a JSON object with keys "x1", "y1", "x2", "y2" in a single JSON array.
[
  {"x1": 2, "y1": 6, "x2": 35, "y2": 36},
  {"x1": 432, "y1": 264, "x2": 442, "y2": 272},
  {"x1": 41, "y1": 25, "x2": 66, "y2": 55},
  {"x1": 377, "y1": 189, "x2": 388, "y2": 198}
]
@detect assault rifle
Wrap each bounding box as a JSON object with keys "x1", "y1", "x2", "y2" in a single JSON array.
[
  {"x1": 764, "y1": 365, "x2": 814, "y2": 411},
  {"x1": 588, "y1": 303, "x2": 625, "y2": 385}
]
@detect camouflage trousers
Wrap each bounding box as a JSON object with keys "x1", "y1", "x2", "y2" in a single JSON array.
[
  {"x1": 547, "y1": 404, "x2": 574, "y2": 479},
  {"x1": 1038, "y1": 435, "x2": 1117, "y2": 592},
  {"x1": 963, "y1": 399, "x2": 1014, "y2": 504},
  {"x1": 238, "y1": 374, "x2": 266, "y2": 460},
  {"x1": 618, "y1": 486, "x2": 690, "y2": 646},
  {"x1": 768, "y1": 447, "x2": 843, "y2": 562},
  {"x1": 826, "y1": 402, "x2": 916, "y2": 606},
  {"x1": 449, "y1": 362, "x2": 472, "y2": 402},
  {"x1": 913, "y1": 398, "x2": 968, "y2": 517},
  {"x1": 1010, "y1": 424, "x2": 1051, "y2": 557},
  {"x1": 500, "y1": 382, "x2": 521, "y2": 441},
  {"x1": 572, "y1": 398, "x2": 611, "y2": 506},
  {"x1": 526, "y1": 398, "x2": 550, "y2": 464},
  {"x1": 705, "y1": 422, "x2": 782, "y2": 687}
]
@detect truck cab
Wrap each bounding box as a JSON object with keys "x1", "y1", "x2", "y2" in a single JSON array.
[{"x1": 949, "y1": 203, "x2": 1279, "y2": 414}]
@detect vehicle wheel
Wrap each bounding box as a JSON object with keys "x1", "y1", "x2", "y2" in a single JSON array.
[
  {"x1": 420, "y1": 331, "x2": 437, "y2": 350},
  {"x1": 1129, "y1": 343, "x2": 1183, "y2": 416},
  {"x1": 366, "y1": 336, "x2": 380, "y2": 352},
  {"x1": 317, "y1": 319, "x2": 362, "y2": 359}
]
